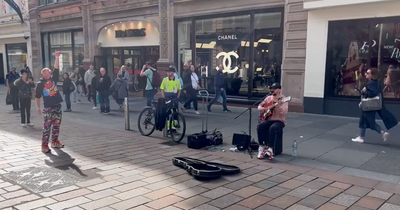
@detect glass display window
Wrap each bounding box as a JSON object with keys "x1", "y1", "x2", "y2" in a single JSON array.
[
  {"x1": 325, "y1": 17, "x2": 400, "y2": 100},
  {"x1": 6, "y1": 43, "x2": 27, "y2": 72}
]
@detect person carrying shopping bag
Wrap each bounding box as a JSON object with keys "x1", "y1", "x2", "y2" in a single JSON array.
[
  {"x1": 110, "y1": 73, "x2": 128, "y2": 109},
  {"x1": 352, "y1": 68, "x2": 398, "y2": 143}
]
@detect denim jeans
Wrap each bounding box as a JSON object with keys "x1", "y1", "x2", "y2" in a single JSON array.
[
  {"x1": 65, "y1": 93, "x2": 71, "y2": 110},
  {"x1": 360, "y1": 123, "x2": 382, "y2": 137},
  {"x1": 208, "y1": 88, "x2": 228, "y2": 111},
  {"x1": 145, "y1": 89, "x2": 155, "y2": 106},
  {"x1": 98, "y1": 90, "x2": 110, "y2": 113}
]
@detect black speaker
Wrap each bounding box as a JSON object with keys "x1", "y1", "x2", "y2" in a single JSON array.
[{"x1": 232, "y1": 133, "x2": 251, "y2": 151}]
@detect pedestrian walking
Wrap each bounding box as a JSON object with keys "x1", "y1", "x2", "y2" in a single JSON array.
[
  {"x1": 352, "y1": 68, "x2": 398, "y2": 143},
  {"x1": 62, "y1": 73, "x2": 74, "y2": 112},
  {"x1": 79, "y1": 64, "x2": 87, "y2": 96},
  {"x1": 91, "y1": 72, "x2": 99, "y2": 109},
  {"x1": 183, "y1": 64, "x2": 200, "y2": 114},
  {"x1": 70, "y1": 67, "x2": 83, "y2": 103},
  {"x1": 35, "y1": 51, "x2": 64, "y2": 153},
  {"x1": 6, "y1": 67, "x2": 20, "y2": 111},
  {"x1": 110, "y1": 73, "x2": 128, "y2": 109},
  {"x1": 207, "y1": 64, "x2": 231, "y2": 112},
  {"x1": 140, "y1": 61, "x2": 158, "y2": 106},
  {"x1": 84, "y1": 65, "x2": 97, "y2": 108},
  {"x1": 97, "y1": 68, "x2": 112, "y2": 114},
  {"x1": 14, "y1": 70, "x2": 35, "y2": 127}
]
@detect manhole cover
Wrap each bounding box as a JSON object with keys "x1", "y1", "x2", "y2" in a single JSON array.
[
  {"x1": 2, "y1": 167, "x2": 79, "y2": 193},
  {"x1": 159, "y1": 141, "x2": 179, "y2": 146}
]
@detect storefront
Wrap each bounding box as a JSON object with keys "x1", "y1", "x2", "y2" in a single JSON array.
[
  {"x1": 41, "y1": 30, "x2": 84, "y2": 82},
  {"x1": 175, "y1": 8, "x2": 284, "y2": 99},
  {"x1": 97, "y1": 20, "x2": 160, "y2": 77},
  {"x1": 304, "y1": 0, "x2": 400, "y2": 118}
]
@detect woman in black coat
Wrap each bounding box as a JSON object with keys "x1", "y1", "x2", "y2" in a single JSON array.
[{"x1": 352, "y1": 68, "x2": 398, "y2": 143}]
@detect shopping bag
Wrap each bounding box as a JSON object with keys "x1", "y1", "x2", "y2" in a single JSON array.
[
  {"x1": 217, "y1": 95, "x2": 223, "y2": 103},
  {"x1": 96, "y1": 93, "x2": 99, "y2": 104},
  {"x1": 6, "y1": 92, "x2": 12, "y2": 105}
]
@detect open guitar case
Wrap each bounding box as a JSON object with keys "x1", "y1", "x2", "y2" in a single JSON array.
[{"x1": 172, "y1": 157, "x2": 241, "y2": 180}]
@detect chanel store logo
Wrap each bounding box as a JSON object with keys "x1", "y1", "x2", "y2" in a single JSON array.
[{"x1": 216, "y1": 51, "x2": 239, "y2": 74}]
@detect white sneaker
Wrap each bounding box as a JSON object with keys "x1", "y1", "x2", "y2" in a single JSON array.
[
  {"x1": 92, "y1": 106, "x2": 98, "y2": 110},
  {"x1": 21, "y1": 124, "x2": 26, "y2": 127},
  {"x1": 382, "y1": 132, "x2": 389, "y2": 142},
  {"x1": 351, "y1": 136, "x2": 364, "y2": 143},
  {"x1": 27, "y1": 123, "x2": 34, "y2": 127},
  {"x1": 195, "y1": 111, "x2": 201, "y2": 115},
  {"x1": 265, "y1": 147, "x2": 274, "y2": 158},
  {"x1": 257, "y1": 145, "x2": 266, "y2": 159}
]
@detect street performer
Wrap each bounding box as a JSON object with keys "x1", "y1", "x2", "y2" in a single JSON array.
[{"x1": 257, "y1": 83, "x2": 288, "y2": 159}]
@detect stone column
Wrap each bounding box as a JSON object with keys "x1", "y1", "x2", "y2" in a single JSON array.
[
  {"x1": 157, "y1": 0, "x2": 174, "y2": 74},
  {"x1": 28, "y1": 0, "x2": 42, "y2": 80},
  {"x1": 81, "y1": 0, "x2": 92, "y2": 69},
  {"x1": 281, "y1": 0, "x2": 308, "y2": 112}
]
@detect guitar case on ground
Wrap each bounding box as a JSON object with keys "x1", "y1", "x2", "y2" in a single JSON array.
[{"x1": 172, "y1": 157, "x2": 241, "y2": 180}]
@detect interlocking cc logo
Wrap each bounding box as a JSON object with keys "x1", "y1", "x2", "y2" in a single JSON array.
[{"x1": 216, "y1": 51, "x2": 239, "y2": 74}]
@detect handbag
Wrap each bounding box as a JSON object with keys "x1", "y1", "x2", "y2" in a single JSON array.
[
  {"x1": 361, "y1": 94, "x2": 382, "y2": 111},
  {"x1": 361, "y1": 83, "x2": 382, "y2": 111},
  {"x1": 6, "y1": 92, "x2": 12, "y2": 105}
]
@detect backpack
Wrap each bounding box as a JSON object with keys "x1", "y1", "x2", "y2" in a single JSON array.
[{"x1": 151, "y1": 69, "x2": 161, "y2": 89}]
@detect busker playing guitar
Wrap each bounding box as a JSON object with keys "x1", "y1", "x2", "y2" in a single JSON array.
[{"x1": 257, "y1": 83, "x2": 289, "y2": 159}]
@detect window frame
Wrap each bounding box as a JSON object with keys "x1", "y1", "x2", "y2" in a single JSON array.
[
  {"x1": 41, "y1": 29, "x2": 83, "y2": 71},
  {"x1": 39, "y1": 0, "x2": 71, "y2": 6},
  {"x1": 324, "y1": 16, "x2": 400, "y2": 102}
]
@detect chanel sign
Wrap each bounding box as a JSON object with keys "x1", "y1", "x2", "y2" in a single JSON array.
[{"x1": 115, "y1": 28, "x2": 146, "y2": 38}]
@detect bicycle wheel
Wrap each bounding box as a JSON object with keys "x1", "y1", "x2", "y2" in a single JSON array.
[
  {"x1": 168, "y1": 112, "x2": 186, "y2": 143},
  {"x1": 138, "y1": 107, "x2": 156, "y2": 136}
]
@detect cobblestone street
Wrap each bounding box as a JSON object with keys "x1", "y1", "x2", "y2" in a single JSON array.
[{"x1": 0, "y1": 106, "x2": 399, "y2": 210}]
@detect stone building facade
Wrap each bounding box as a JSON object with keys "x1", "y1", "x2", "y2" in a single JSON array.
[{"x1": 27, "y1": 0, "x2": 308, "y2": 111}]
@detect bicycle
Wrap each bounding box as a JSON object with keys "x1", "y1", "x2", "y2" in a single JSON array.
[{"x1": 137, "y1": 98, "x2": 187, "y2": 143}]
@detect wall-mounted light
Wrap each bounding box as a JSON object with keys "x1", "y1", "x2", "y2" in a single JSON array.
[
  {"x1": 104, "y1": 27, "x2": 107, "y2": 30},
  {"x1": 112, "y1": 24, "x2": 114, "y2": 26},
  {"x1": 119, "y1": 22, "x2": 122, "y2": 23}
]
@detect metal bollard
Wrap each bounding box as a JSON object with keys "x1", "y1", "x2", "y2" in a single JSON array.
[{"x1": 124, "y1": 97, "x2": 130, "y2": 130}]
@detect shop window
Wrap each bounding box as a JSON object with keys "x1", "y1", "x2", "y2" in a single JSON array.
[
  {"x1": 39, "y1": 0, "x2": 71, "y2": 6},
  {"x1": 6, "y1": 43, "x2": 27, "y2": 72},
  {"x1": 50, "y1": 32, "x2": 73, "y2": 81},
  {"x1": 195, "y1": 15, "x2": 251, "y2": 97},
  {"x1": 42, "y1": 31, "x2": 83, "y2": 82},
  {"x1": 177, "y1": 21, "x2": 192, "y2": 76},
  {"x1": 253, "y1": 12, "x2": 282, "y2": 97},
  {"x1": 326, "y1": 18, "x2": 400, "y2": 99},
  {"x1": 73, "y1": 31, "x2": 84, "y2": 68}
]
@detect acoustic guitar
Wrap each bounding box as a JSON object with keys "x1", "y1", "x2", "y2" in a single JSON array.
[{"x1": 258, "y1": 96, "x2": 292, "y2": 122}]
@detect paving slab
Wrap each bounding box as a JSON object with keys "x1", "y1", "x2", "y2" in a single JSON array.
[
  {"x1": 337, "y1": 167, "x2": 400, "y2": 184},
  {"x1": 316, "y1": 148, "x2": 378, "y2": 168}
]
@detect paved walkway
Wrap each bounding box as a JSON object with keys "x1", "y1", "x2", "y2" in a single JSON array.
[
  {"x1": 0, "y1": 100, "x2": 400, "y2": 209},
  {"x1": 4, "y1": 87, "x2": 400, "y2": 179}
]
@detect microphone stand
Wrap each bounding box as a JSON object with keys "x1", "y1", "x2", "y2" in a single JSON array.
[
  {"x1": 234, "y1": 92, "x2": 272, "y2": 158},
  {"x1": 234, "y1": 92, "x2": 272, "y2": 138}
]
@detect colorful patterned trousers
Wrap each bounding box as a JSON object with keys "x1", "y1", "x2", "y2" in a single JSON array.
[{"x1": 42, "y1": 104, "x2": 62, "y2": 147}]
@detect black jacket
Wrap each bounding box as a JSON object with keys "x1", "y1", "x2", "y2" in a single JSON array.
[
  {"x1": 359, "y1": 79, "x2": 398, "y2": 130},
  {"x1": 182, "y1": 71, "x2": 193, "y2": 91},
  {"x1": 62, "y1": 78, "x2": 73, "y2": 95},
  {"x1": 155, "y1": 97, "x2": 167, "y2": 131},
  {"x1": 96, "y1": 75, "x2": 112, "y2": 92}
]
